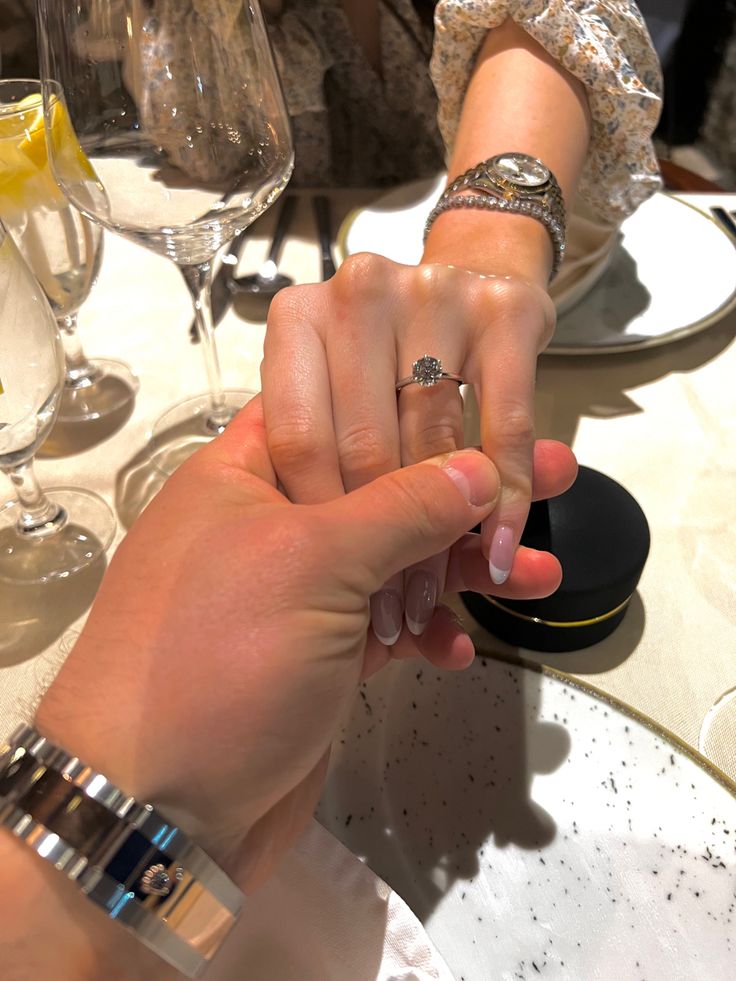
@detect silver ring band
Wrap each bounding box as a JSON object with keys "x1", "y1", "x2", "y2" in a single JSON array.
[{"x1": 396, "y1": 355, "x2": 464, "y2": 392}]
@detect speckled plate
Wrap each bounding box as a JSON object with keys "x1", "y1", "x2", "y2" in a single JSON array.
[
  {"x1": 338, "y1": 183, "x2": 736, "y2": 355},
  {"x1": 318, "y1": 656, "x2": 736, "y2": 980}
]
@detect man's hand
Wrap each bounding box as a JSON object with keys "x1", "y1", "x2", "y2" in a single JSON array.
[{"x1": 36, "y1": 395, "x2": 571, "y2": 889}]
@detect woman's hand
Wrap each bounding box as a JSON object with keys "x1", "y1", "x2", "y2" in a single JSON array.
[
  {"x1": 261, "y1": 254, "x2": 564, "y2": 642},
  {"x1": 36, "y1": 396, "x2": 567, "y2": 892}
]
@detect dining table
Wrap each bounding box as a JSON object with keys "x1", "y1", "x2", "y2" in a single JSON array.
[{"x1": 1, "y1": 187, "x2": 735, "y2": 978}]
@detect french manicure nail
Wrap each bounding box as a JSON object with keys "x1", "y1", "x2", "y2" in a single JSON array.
[
  {"x1": 370, "y1": 589, "x2": 403, "y2": 646},
  {"x1": 490, "y1": 525, "x2": 515, "y2": 585},
  {"x1": 405, "y1": 570, "x2": 438, "y2": 636}
]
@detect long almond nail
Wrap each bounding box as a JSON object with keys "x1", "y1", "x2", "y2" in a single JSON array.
[
  {"x1": 405, "y1": 569, "x2": 438, "y2": 635},
  {"x1": 370, "y1": 589, "x2": 403, "y2": 646},
  {"x1": 490, "y1": 525, "x2": 515, "y2": 585}
]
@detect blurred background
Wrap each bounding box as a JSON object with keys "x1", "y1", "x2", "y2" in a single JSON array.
[{"x1": 1, "y1": 0, "x2": 735, "y2": 188}]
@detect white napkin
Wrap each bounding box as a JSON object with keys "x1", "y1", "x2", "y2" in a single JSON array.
[{"x1": 209, "y1": 819, "x2": 455, "y2": 981}]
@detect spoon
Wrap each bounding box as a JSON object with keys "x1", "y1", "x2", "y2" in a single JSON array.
[{"x1": 230, "y1": 194, "x2": 297, "y2": 297}]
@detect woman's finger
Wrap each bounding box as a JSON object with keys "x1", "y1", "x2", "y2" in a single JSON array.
[
  {"x1": 529, "y1": 439, "x2": 578, "y2": 501},
  {"x1": 326, "y1": 254, "x2": 403, "y2": 492},
  {"x1": 469, "y1": 283, "x2": 554, "y2": 585},
  {"x1": 322, "y1": 255, "x2": 412, "y2": 648},
  {"x1": 445, "y1": 533, "x2": 562, "y2": 597},
  {"x1": 396, "y1": 266, "x2": 469, "y2": 636},
  {"x1": 261, "y1": 284, "x2": 345, "y2": 504}
]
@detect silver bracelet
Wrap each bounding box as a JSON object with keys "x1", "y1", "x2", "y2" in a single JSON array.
[
  {"x1": 0, "y1": 723, "x2": 243, "y2": 978},
  {"x1": 424, "y1": 152, "x2": 567, "y2": 279}
]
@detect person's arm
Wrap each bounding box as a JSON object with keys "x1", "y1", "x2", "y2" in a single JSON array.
[
  {"x1": 423, "y1": 16, "x2": 591, "y2": 285},
  {"x1": 0, "y1": 397, "x2": 577, "y2": 979},
  {"x1": 419, "y1": 15, "x2": 591, "y2": 584}
]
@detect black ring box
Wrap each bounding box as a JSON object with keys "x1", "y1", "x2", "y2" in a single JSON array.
[{"x1": 462, "y1": 466, "x2": 650, "y2": 653}]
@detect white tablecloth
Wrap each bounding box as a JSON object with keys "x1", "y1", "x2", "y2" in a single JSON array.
[{"x1": 1, "y1": 190, "x2": 735, "y2": 854}]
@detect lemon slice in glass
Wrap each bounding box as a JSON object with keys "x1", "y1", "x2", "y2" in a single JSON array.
[
  {"x1": 0, "y1": 92, "x2": 63, "y2": 216},
  {"x1": 46, "y1": 93, "x2": 98, "y2": 184},
  {"x1": 0, "y1": 92, "x2": 98, "y2": 220}
]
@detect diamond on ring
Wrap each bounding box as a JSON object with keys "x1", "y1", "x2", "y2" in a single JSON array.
[
  {"x1": 395, "y1": 354, "x2": 464, "y2": 392},
  {"x1": 412, "y1": 355, "x2": 444, "y2": 387}
]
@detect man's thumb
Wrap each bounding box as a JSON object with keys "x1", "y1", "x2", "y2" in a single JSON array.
[{"x1": 324, "y1": 450, "x2": 500, "y2": 590}]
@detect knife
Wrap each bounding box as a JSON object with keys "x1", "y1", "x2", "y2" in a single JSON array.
[
  {"x1": 189, "y1": 223, "x2": 253, "y2": 342},
  {"x1": 312, "y1": 195, "x2": 337, "y2": 280}
]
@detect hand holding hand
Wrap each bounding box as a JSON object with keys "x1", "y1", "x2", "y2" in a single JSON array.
[
  {"x1": 37, "y1": 396, "x2": 557, "y2": 890},
  {"x1": 262, "y1": 255, "x2": 569, "y2": 641}
]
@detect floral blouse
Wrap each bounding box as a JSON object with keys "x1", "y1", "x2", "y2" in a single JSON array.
[{"x1": 268, "y1": 0, "x2": 662, "y2": 221}]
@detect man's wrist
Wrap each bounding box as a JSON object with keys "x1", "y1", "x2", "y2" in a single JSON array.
[
  {"x1": 33, "y1": 646, "x2": 243, "y2": 870},
  {"x1": 1, "y1": 721, "x2": 245, "y2": 977},
  {"x1": 0, "y1": 830, "x2": 177, "y2": 981}
]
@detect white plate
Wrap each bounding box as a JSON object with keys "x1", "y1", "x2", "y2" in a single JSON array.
[
  {"x1": 318, "y1": 656, "x2": 736, "y2": 980},
  {"x1": 338, "y1": 182, "x2": 736, "y2": 354}
]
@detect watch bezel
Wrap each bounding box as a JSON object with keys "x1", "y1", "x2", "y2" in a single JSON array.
[{"x1": 486, "y1": 152, "x2": 552, "y2": 195}]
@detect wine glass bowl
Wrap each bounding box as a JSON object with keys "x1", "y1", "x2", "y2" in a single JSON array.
[
  {"x1": 0, "y1": 79, "x2": 138, "y2": 428},
  {"x1": 37, "y1": 1, "x2": 294, "y2": 471}
]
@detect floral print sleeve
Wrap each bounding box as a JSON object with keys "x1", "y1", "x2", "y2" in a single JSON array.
[{"x1": 431, "y1": 0, "x2": 663, "y2": 222}]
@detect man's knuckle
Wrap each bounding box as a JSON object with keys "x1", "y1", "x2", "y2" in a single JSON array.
[{"x1": 382, "y1": 471, "x2": 437, "y2": 531}]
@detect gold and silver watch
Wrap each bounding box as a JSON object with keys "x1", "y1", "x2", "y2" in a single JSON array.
[
  {"x1": 0, "y1": 723, "x2": 243, "y2": 978},
  {"x1": 424, "y1": 152, "x2": 567, "y2": 278}
]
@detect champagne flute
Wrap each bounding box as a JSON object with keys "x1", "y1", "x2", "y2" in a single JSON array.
[
  {"x1": 37, "y1": 0, "x2": 293, "y2": 473},
  {"x1": 0, "y1": 220, "x2": 115, "y2": 583},
  {"x1": 0, "y1": 79, "x2": 139, "y2": 427}
]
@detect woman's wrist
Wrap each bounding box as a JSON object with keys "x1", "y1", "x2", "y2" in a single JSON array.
[{"x1": 421, "y1": 207, "x2": 553, "y2": 288}]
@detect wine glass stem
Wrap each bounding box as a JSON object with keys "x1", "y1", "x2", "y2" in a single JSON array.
[
  {"x1": 180, "y1": 261, "x2": 230, "y2": 430},
  {"x1": 59, "y1": 312, "x2": 97, "y2": 386},
  {"x1": 5, "y1": 461, "x2": 65, "y2": 535}
]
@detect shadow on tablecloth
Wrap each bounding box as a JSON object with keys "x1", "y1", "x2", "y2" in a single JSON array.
[{"x1": 0, "y1": 553, "x2": 105, "y2": 669}]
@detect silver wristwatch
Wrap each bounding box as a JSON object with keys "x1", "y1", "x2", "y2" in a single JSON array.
[
  {"x1": 0, "y1": 723, "x2": 243, "y2": 978},
  {"x1": 424, "y1": 152, "x2": 567, "y2": 278}
]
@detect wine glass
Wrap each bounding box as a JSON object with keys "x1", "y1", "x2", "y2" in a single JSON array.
[
  {"x1": 36, "y1": 0, "x2": 294, "y2": 473},
  {"x1": 0, "y1": 220, "x2": 115, "y2": 583},
  {"x1": 0, "y1": 79, "x2": 139, "y2": 427}
]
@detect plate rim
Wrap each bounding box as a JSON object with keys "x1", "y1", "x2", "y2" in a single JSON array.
[{"x1": 336, "y1": 189, "x2": 736, "y2": 358}]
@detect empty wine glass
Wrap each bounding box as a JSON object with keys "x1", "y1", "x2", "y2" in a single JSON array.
[
  {"x1": 0, "y1": 220, "x2": 115, "y2": 583},
  {"x1": 0, "y1": 78, "x2": 138, "y2": 426},
  {"x1": 37, "y1": 0, "x2": 293, "y2": 473}
]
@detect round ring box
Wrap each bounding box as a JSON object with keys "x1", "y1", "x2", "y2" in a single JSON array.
[{"x1": 462, "y1": 466, "x2": 650, "y2": 653}]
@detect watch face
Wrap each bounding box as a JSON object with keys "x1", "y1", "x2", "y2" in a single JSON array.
[{"x1": 491, "y1": 153, "x2": 550, "y2": 188}]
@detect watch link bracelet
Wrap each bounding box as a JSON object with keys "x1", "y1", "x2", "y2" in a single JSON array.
[
  {"x1": 424, "y1": 152, "x2": 567, "y2": 278},
  {"x1": 0, "y1": 723, "x2": 243, "y2": 978}
]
